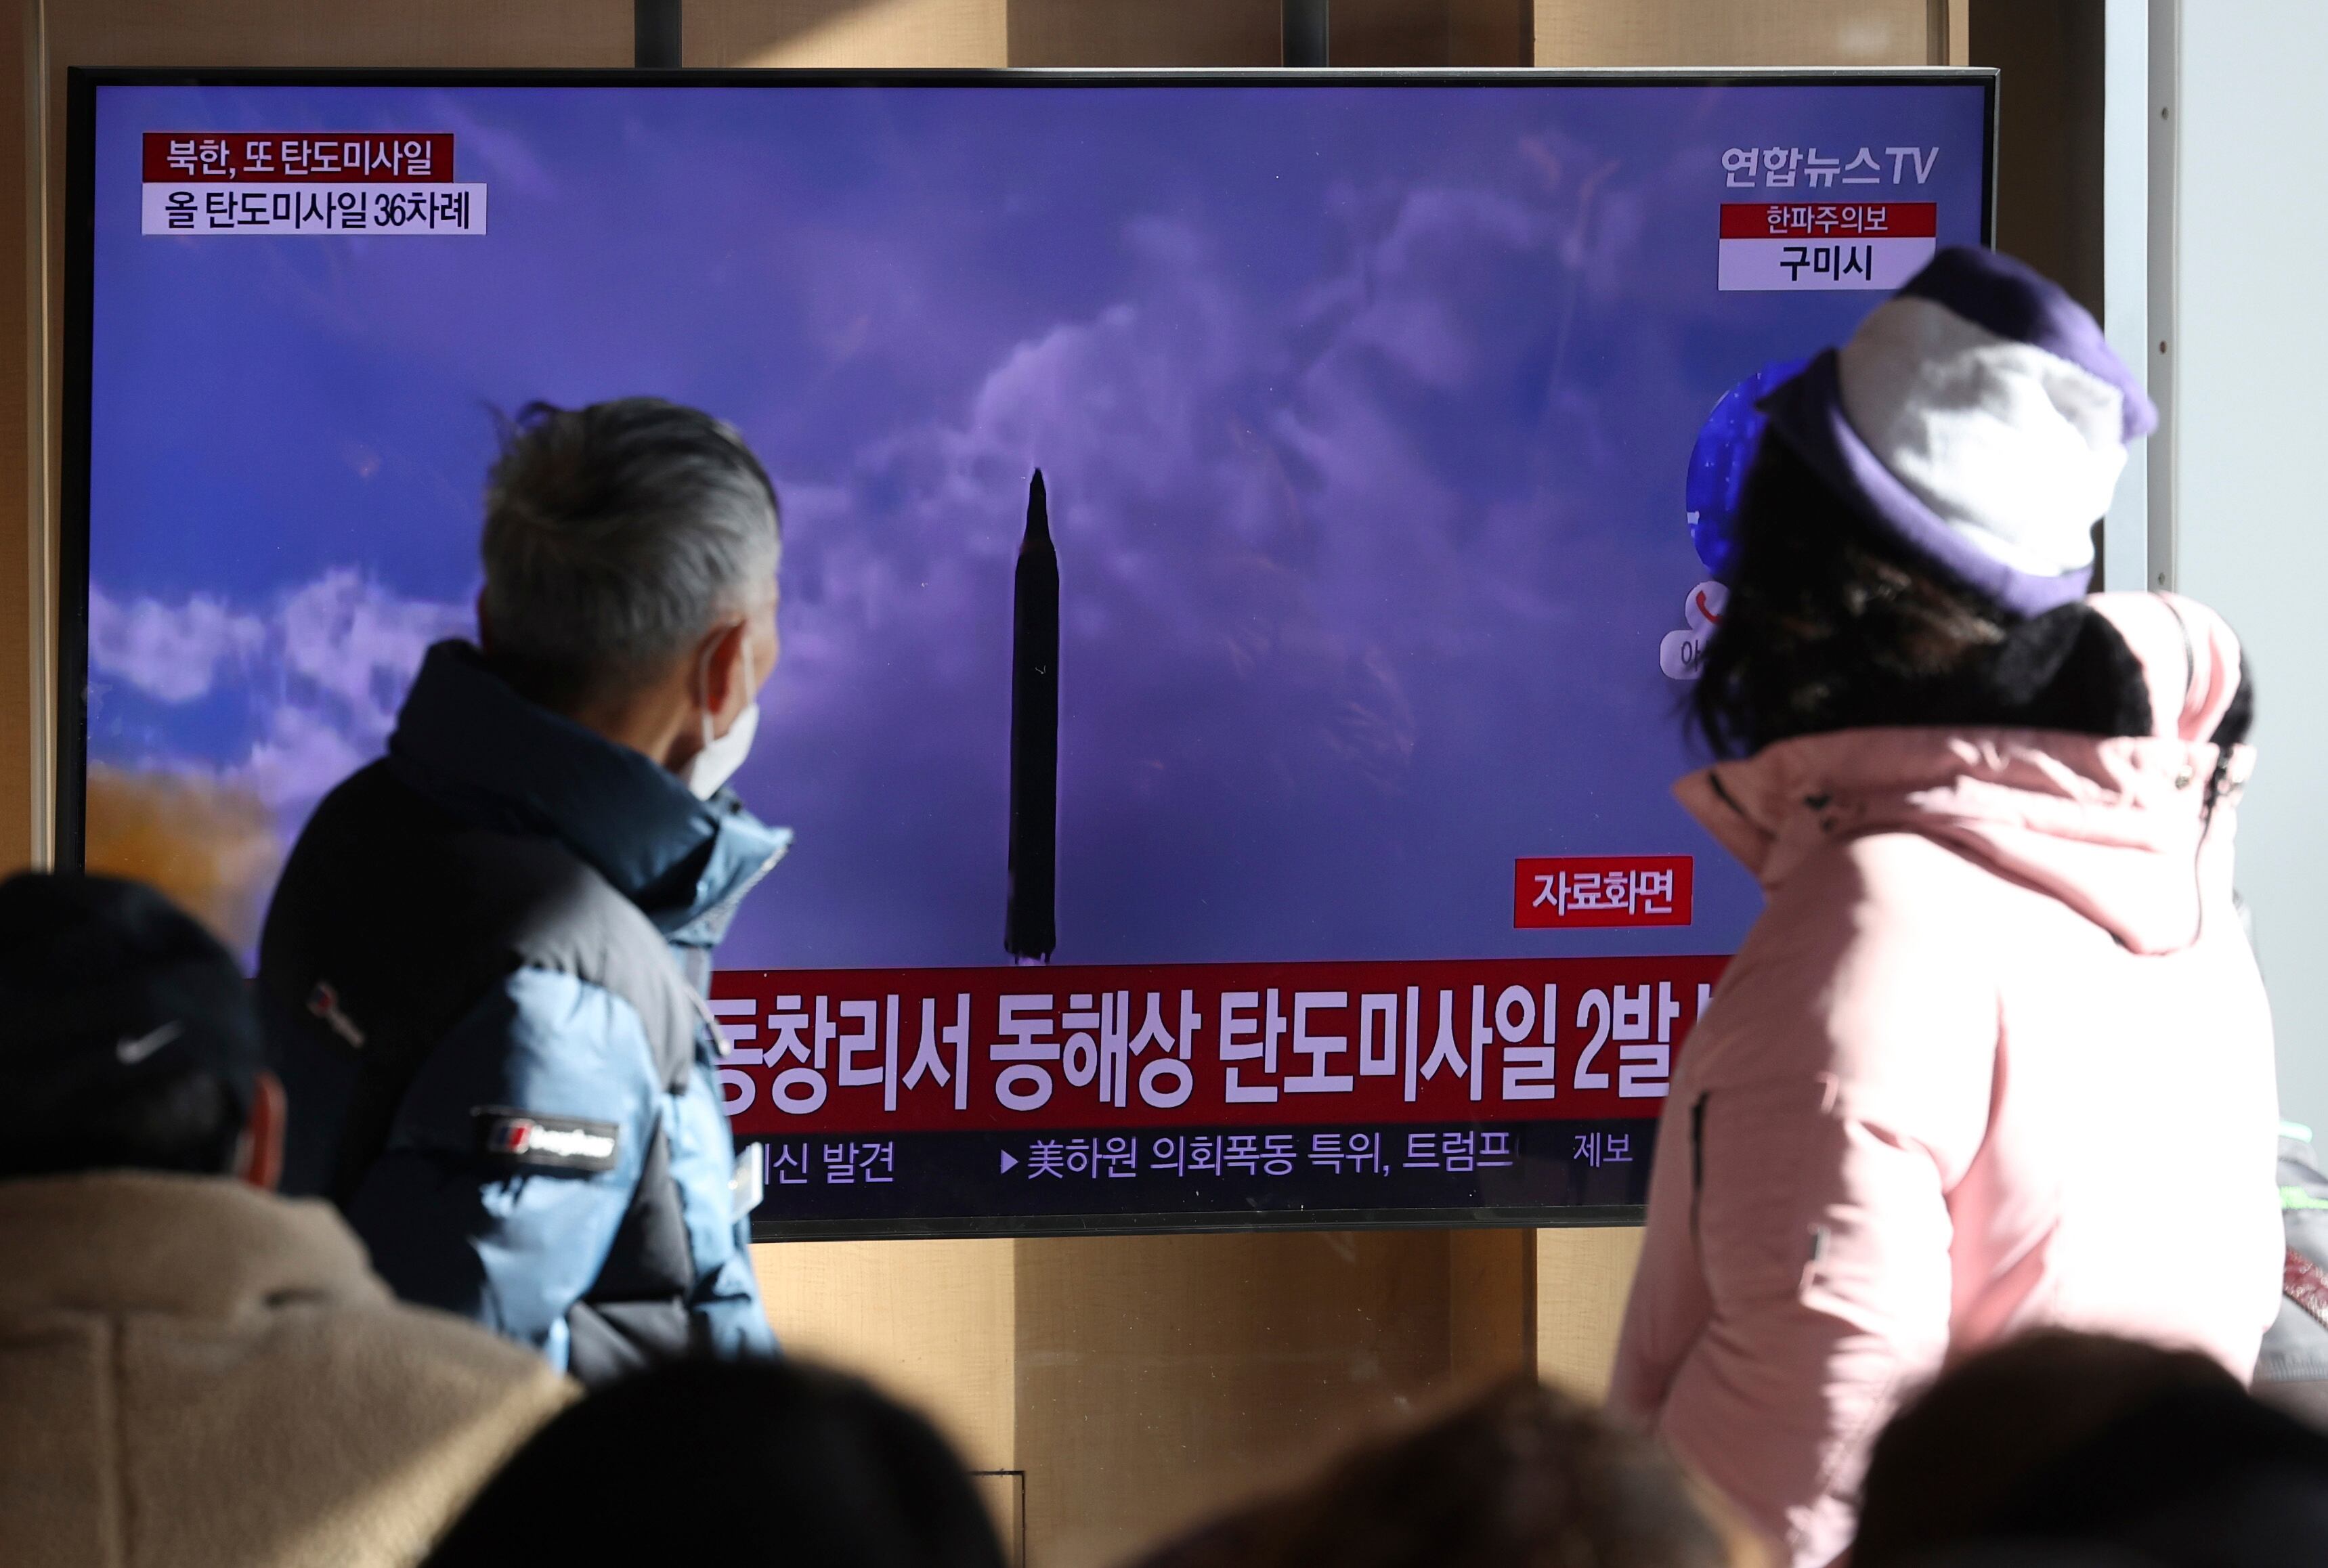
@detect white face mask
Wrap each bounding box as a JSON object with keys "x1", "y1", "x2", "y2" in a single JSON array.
[{"x1": 684, "y1": 637, "x2": 760, "y2": 801}]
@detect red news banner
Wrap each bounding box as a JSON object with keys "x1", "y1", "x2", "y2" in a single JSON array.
[
  {"x1": 710, "y1": 953, "x2": 1729, "y2": 1141},
  {"x1": 1513, "y1": 854, "x2": 1693, "y2": 930},
  {"x1": 139, "y1": 131, "x2": 485, "y2": 236},
  {"x1": 142, "y1": 131, "x2": 454, "y2": 180},
  {"x1": 1715, "y1": 201, "x2": 1937, "y2": 292}
]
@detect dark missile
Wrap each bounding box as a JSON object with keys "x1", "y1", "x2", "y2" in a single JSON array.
[{"x1": 1004, "y1": 469, "x2": 1059, "y2": 963}]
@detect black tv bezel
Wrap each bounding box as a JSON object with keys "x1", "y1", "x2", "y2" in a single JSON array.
[{"x1": 62, "y1": 66, "x2": 1998, "y2": 1242}]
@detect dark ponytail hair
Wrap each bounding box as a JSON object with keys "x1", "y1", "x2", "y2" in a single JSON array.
[{"x1": 1690, "y1": 438, "x2": 2156, "y2": 758}]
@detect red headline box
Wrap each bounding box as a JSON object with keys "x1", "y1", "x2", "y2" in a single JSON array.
[
  {"x1": 142, "y1": 132, "x2": 454, "y2": 183},
  {"x1": 1718, "y1": 201, "x2": 1937, "y2": 239},
  {"x1": 1513, "y1": 855, "x2": 1693, "y2": 930},
  {"x1": 711, "y1": 954, "x2": 1727, "y2": 1137}
]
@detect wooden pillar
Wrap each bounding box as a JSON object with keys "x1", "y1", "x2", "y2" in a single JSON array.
[
  {"x1": 754, "y1": 1239, "x2": 1023, "y2": 1559},
  {"x1": 1534, "y1": 1225, "x2": 1644, "y2": 1399},
  {"x1": 685, "y1": 0, "x2": 1006, "y2": 67},
  {"x1": 1007, "y1": 0, "x2": 1277, "y2": 68},
  {"x1": 1534, "y1": 0, "x2": 1937, "y2": 66},
  {"x1": 2, "y1": 0, "x2": 39, "y2": 878},
  {"x1": 1010, "y1": 0, "x2": 1533, "y2": 68}
]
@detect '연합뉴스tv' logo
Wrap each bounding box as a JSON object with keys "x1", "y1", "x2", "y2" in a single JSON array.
[
  {"x1": 1514, "y1": 856, "x2": 1694, "y2": 929},
  {"x1": 140, "y1": 131, "x2": 488, "y2": 236},
  {"x1": 1715, "y1": 139, "x2": 1941, "y2": 290}
]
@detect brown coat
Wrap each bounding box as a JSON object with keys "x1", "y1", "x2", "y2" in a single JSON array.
[{"x1": 0, "y1": 1171, "x2": 576, "y2": 1568}]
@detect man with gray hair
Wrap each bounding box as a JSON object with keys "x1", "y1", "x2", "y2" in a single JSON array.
[{"x1": 259, "y1": 398, "x2": 786, "y2": 1385}]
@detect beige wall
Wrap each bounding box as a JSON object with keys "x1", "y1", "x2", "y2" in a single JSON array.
[{"x1": 1535, "y1": 1224, "x2": 1644, "y2": 1398}]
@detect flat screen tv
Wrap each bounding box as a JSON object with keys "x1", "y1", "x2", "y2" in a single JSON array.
[{"x1": 68, "y1": 67, "x2": 1994, "y2": 1236}]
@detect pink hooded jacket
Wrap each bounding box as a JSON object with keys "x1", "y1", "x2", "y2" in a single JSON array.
[{"x1": 1608, "y1": 593, "x2": 2283, "y2": 1567}]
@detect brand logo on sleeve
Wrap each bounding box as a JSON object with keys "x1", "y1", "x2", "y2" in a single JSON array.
[
  {"x1": 473, "y1": 1108, "x2": 622, "y2": 1173},
  {"x1": 114, "y1": 1020, "x2": 184, "y2": 1066}
]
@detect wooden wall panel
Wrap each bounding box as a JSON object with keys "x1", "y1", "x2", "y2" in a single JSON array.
[
  {"x1": 686, "y1": 0, "x2": 1006, "y2": 68},
  {"x1": 754, "y1": 1238, "x2": 1018, "y2": 1470},
  {"x1": 1015, "y1": 1229, "x2": 1459, "y2": 1568},
  {"x1": 1011, "y1": 0, "x2": 1530, "y2": 69},
  {"x1": 41, "y1": 0, "x2": 628, "y2": 69},
  {"x1": 1448, "y1": 1225, "x2": 1535, "y2": 1387},
  {"x1": 1971, "y1": 0, "x2": 2104, "y2": 316},
  {"x1": 1008, "y1": 0, "x2": 1278, "y2": 68},
  {"x1": 0, "y1": 0, "x2": 38, "y2": 875},
  {"x1": 753, "y1": 1225, "x2": 1558, "y2": 1568},
  {"x1": 1334, "y1": 0, "x2": 1532, "y2": 68},
  {"x1": 1534, "y1": 0, "x2": 1934, "y2": 67},
  {"x1": 1534, "y1": 1225, "x2": 1643, "y2": 1399}
]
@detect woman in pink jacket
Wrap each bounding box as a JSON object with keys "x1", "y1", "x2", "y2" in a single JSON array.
[{"x1": 1609, "y1": 247, "x2": 2282, "y2": 1567}]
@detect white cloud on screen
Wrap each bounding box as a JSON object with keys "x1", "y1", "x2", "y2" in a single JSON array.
[
  {"x1": 241, "y1": 703, "x2": 374, "y2": 812},
  {"x1": 769, "y1": 179, "x2": 1566, "y2": 735},
  {"x1": 91, "y1": 570, "x2": 470, "y2": 814},
  {"x1": 757, "y1": 218, "x2": 1263, "y2": 739},
  {"x1": 279, "y1": 570, "x2": 471, "y2": 739},
  {"x1": 89, "y1": 590, "x2": 265, "y2": 703},
  {"x1": 689, "y1": 169, "x2": 1606, "y2": 966},
  {"x1": 101, "y1": 158, "x2": 1616, "y2": 898},
  {"x1": 699, "y1": 181, "x2": 1576, "y2": 960}
]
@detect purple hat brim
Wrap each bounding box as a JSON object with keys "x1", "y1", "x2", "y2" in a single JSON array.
[{"x1": 1757, "y1": 350, "x2": 2096, "y2": 618}]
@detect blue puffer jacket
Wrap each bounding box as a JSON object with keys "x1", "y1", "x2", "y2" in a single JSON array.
[{"x1": 259, "y1": 642, "x2": 785, "y2": 1382}]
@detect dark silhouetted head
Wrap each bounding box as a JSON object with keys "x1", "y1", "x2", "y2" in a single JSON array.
[
  {"x1": 0, "y1": 871, "x2": 264, "y2": 1179},
  {"x1": 1136, "y1": 1374, "x2": 1736, "y2": 1568},
  {"x1": 1856, "y1": 1330, "x2": 2328, "y2": 1568},
  {"x1": 424, "y1": 1357, "x2": 1006, "y2": 1568}
]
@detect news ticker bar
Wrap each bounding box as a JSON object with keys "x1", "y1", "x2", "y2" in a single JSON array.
[{"x1": 745, "y1": 1117, "x2": 1662, "y2": 1236}]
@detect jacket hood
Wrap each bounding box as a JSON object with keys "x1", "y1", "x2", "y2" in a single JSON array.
[
  {"x1": 389, "y1": 641, "x2": 789, "y2": 946},
  {"x1": 1677, "y1": 593, "x2": 2251, "y2": 956}
]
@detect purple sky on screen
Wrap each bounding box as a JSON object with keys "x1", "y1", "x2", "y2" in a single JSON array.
[{"x1": 85, "y1": 81, "x2": 1989, "y2": 967}]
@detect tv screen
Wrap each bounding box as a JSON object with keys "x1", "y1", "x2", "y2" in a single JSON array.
[{"x1": 72, "y1": 69, "x2": 1993, "y2": 1235}]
